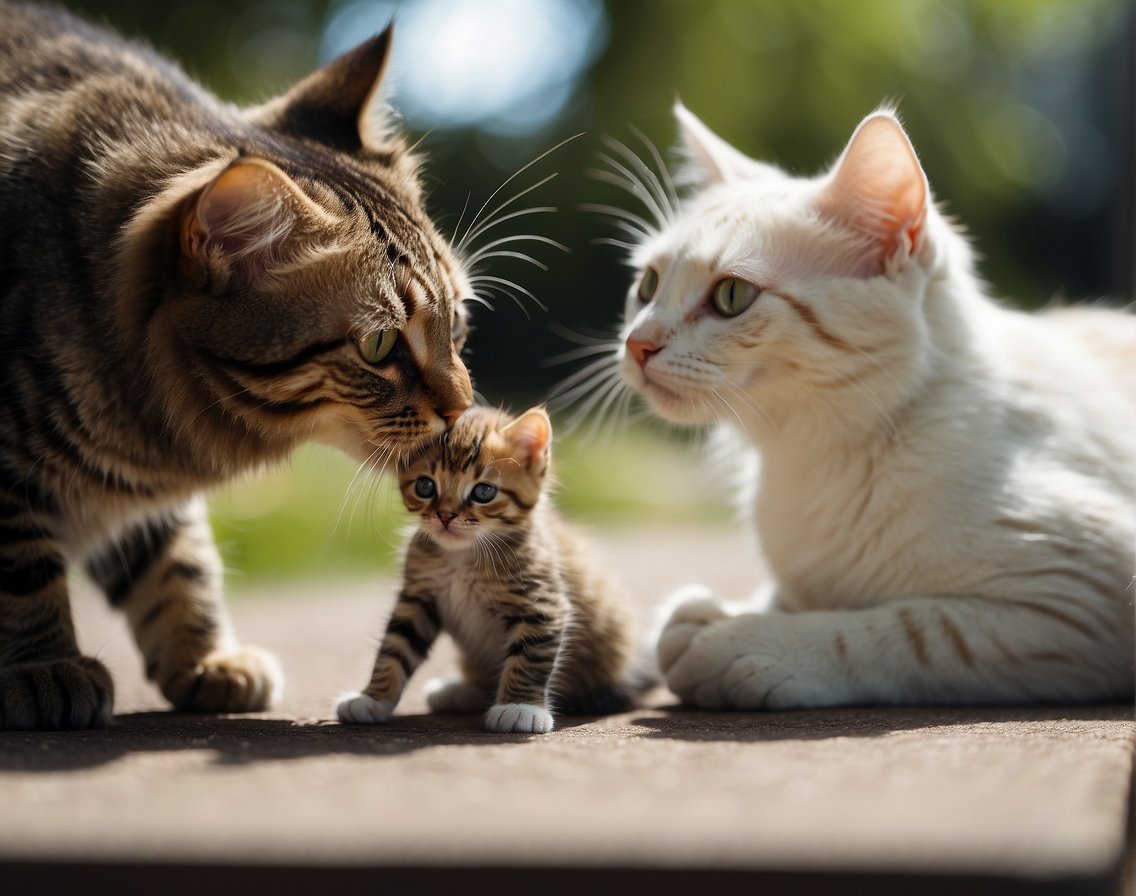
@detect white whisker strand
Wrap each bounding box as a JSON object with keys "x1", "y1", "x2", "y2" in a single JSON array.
[
  {"x1": 603, "y1": 134, "x2": 675, "y2": 225},
  {"x1": 630, "y1": 124, "x2": 679, "y2": 212}
]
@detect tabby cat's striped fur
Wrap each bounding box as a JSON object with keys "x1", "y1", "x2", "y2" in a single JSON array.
[
  {"x1": 0, "y1": 2, "x2": 472, "y2": 729},
  {"x1": 337, "y1": 406, "x2": 646, "y2": 734}
]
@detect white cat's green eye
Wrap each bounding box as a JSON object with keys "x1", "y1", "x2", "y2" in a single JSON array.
[
  {"x1": 637, "y1": 267, "x2": 659, "y2": 303},
  {"x1": 711, "y1": 278, "x2": 760, "y2": 318},
  {"x1": 359, "y1": 329, "x2": 398, "y2": 364}
]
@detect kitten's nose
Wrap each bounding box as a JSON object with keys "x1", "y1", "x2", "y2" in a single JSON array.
[
  {"x1": 437, "y1": 511, "x2": 457, "y2": 528},
  {"x1": 626, "y1": 337, "x2": 662, "y2": 369}
]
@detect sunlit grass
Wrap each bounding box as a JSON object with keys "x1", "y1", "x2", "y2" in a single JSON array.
[{"x1": 208, "y1": 422, "x2": 729, "y2": 583}]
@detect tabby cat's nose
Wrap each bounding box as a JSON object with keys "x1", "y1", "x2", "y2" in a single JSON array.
[
  {"x1": 626, "y1": 337, "x2": 662, "y2": 369},
  {"x1": 437, "y1": 408, "x2": 463, "y2": 428},
  {"x1": 437, "y1": 511, "x2": 457, "y2": 528}
]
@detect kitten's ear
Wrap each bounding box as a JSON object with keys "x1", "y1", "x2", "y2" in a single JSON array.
[
  {"x1": 179, "y1": 158, "x2": 318, "y2": 284},
  {"x1": 248, "y1": 25, "x2": 394, "y2": 152},
  {"x1": 817, "y1": 111, "x2": 929, "y2": 275},
  {"x1": 501, "y1": 408, "x2": 553, "y2": 471},
  {"x1": 674, "y1": 102, "x2": 780, "y2": 187}
]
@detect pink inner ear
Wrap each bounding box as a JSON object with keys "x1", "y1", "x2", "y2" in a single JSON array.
[
  {"x1": 184, "y1": 160, "x2": 293, "y2": 261},
  {"x1": 503, "y1": 409, "x2": 552, "y2": 469},
  {"x1": 818, "y1": 114, "x2": 928, "y2": 274}
]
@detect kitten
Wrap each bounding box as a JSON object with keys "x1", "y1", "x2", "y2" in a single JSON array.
[
  {"x1": 337, "y1": 405, "x2": 647, "y2": 733},
  {"x1": 610, "y1": 103, "x2": 1134, "y2": 708},
  {"x1": 0, "y1": 2, "x2": 473, "y2": 729}
]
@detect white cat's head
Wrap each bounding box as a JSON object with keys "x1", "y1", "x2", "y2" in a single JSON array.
[{"x1": 617, "y1": 105, "x2": 966, "y2": 434}]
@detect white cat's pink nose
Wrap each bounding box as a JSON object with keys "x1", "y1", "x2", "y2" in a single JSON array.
[{"x1": 626, "y1": 337, "x2": 661, "y2": 369}]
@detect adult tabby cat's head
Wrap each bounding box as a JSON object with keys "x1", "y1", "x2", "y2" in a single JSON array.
[
  {"x1": 617, "y1": 104, "x2": 972, "y2": 436},
  {"x1": 119, "y1": 28, "x2": 472, "y2": 467},
  {"x1": 398, "y1": 406, "x2": 552, "y2": 551}
]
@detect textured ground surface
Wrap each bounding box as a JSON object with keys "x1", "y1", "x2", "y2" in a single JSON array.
[{"x1": 1, "y1": 526, "x2": 1132, "y2": 895}]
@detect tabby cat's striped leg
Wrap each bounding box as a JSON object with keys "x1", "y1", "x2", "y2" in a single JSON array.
[
  {"x1": 0, "y1": 490, "x2": 113, "y2": 730},
  {"x1": 86, "y1": 499, "x2": 281, "y2": 713},
  {"x1": 485, "y1": 609, "x2": 565, "y2": 734},
  {"x1": 336, "y1": 591, "x2": 441, "y2": 724}
]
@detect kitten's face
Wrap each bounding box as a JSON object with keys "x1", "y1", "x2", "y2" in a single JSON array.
[
  {"x1": 617, "y1": 106, "x2": 939, "y2": 430},
  {"x1": 398, "y1": 406, "x2": 551, "y2": 552},
  {"x1": 134, "y1": 29, "x2": 473, "y2": 466}
]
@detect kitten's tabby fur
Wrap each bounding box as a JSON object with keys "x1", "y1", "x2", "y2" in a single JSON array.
[
  {"x1": 337, "y1": 406, "x2": 645, "y2": 733},
  {"x1": 616, "y1": 104, "x2": 1134, "y2": 708},
  {"x1": 0, "y1": 2, "x2": 473, "y2": 729}
]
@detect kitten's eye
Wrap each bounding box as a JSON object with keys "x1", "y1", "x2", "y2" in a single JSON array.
[
  {"x1": 711, "y1": 278, "x2": 760, "y2": 318},
  {"x1": 470, "y1": 482, "x2": 497, "y2": 503},
  {"x1": 358, "y1": 329, "x2": 398, "y2": 364},
  {"x1": 413, "y1": 477, "x2": 436, "y2": 499},
  {"x1": 637, "y1": 267, "x2": 659, "y2": 303}
]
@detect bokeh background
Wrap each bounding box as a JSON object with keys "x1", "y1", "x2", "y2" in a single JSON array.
[{"x1": 56, "y1": 0, "x2": 1135, "y2": 580}]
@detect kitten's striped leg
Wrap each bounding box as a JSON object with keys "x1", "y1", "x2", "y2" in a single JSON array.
[
  {"x1": 86, "y1": 499, "x2": 281, "y2": 713},
  {"x1": 336, "y1": 591, "x2": 441, "y2": 724},
  {"x1": 659, "y1": 587, "x2": 1132, "y2": 707},
  {"x1": 0, "y1": 493, "x2": 113, "y2": 730},
  {"x1": 485, "y1": 613, "x2": 564, "y2": 734}
]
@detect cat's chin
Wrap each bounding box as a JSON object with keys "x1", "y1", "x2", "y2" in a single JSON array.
[
  {"x1": 422, "y1": 527, "x2": 476, "y2": 551},
  {"x1": 638, "y1": 381, "x2": 716, "y2": 426}
]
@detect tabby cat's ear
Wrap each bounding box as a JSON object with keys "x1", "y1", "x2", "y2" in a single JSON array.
[
  {"x1": 674, "y1": 102, "x2": 781, "y2": 187},
  {"x1": 179, "y1": 158, "x2": 323, "y2": 283},
  {"x1": 816, "y1": 111, "x2": 929, "y2": 276},
  {"x1": 249, "y1": 25, "x2": 394, "y2": 152},
  {"x1": 501, "y1": 408, "x2": 553, "y2": 471}
]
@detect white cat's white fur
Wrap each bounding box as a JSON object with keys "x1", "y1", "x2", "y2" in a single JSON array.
[{"x1": 620, "y1": 104, "x2": 1135, "y2": 708}]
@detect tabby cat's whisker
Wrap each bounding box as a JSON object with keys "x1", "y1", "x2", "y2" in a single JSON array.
[
  {"x1": 460, "y1": 204, "x2": 557, "y2": 258},
  {"x1": 466, "y1": 275, "x2": 546, "y2": 314}
]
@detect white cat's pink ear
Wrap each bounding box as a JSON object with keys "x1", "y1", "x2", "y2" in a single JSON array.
[
  {"x1": 180, "y1": 159, "x2": 311, "y2": 279},
  {"x1": 674, "y1": 102, "x2": 780, "y2": 186},
  {"x1": 502, "y1": 408, "x2": 553, "y2": 471},
  {"x1": 817, "y1": 112, "x2": 929, "y2": 275}
]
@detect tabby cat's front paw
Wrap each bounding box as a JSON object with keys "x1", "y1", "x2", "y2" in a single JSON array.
[
  {"x1": 161, "y1": 646, "x2": 282, "y2": 713},
  {"x1": 485, "y1": 702, "x2": 554, "y2": 734},
  {"x1": 425, "y1": 677, "x2": 492, "y2": 713},
  {"x1": 336, "y1": 692, "x2": 396, "y2": 724},
  {"x1": 0, "y1": 656, "x2": 114, "y2": 730}
]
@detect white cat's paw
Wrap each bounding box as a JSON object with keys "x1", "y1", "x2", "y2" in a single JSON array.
[
  {"x1": 425, "y1": 678, "x2": 492, "y2": 714},
  {"x1": 656, "y1": 586, "x2": 732, "y2": 675},
  {"x1": 661, "y1": 615, "x2": 782, "y2": 709},
  {"x1": 485, "y1": 702, "x2": 554, "y2": 734},
  {"x1": 335, "y1": 691, "x2": 396, "y2": 724}
]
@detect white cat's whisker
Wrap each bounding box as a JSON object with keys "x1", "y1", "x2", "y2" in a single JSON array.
[
  {"x1": 602, "y1": 134, "x2": 676, "y2": 226},
  {"x1": 577, "y1": 203, "x2": 654, "y2": 238}
]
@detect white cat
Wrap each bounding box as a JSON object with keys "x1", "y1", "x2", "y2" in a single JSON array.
[{"x1": 615, "y1": 104, "x2": 1135, "y2": 708}]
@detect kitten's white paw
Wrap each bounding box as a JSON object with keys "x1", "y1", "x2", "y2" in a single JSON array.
[
  {"x1": 335, "y1": 692, "x2": 396, "y2": 724},
  {"x1": 425, "y1": 678, "x2": 492, "y2": 714},
  {"x1": 485, "y1": 702, "x2": 554, "y2": 734}
]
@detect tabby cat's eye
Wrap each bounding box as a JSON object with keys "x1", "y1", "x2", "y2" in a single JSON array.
[
  {"x1": 637, "y1": 267, "x2": 659, "y2": 303},
  {"x1": 470, "y1": 482, "x2": 497, "y2": 503},
  {"x1": 414, "y1": 477, "x2": 436, "y2": 499},
  {"x1": 358, "y1": 329, "x2": 398, "y2": 364},
  {"x1": 711, "y1": 277, "x2": 760, "y2": 318}
]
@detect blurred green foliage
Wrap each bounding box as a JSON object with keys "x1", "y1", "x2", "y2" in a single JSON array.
[{"x1": 50, "y1": 0, "x2": 1136, "y2": 580}]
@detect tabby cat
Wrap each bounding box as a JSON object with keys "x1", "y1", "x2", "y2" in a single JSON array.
[
  {"x1": 0, "y1": 2, "x2": 473, "y2": 730},
  {"x1": 336, "y1": 405, "x2": 645, "y2": 733},
  {"x1": 610, "y1": 103, "x2": 1134, "y2": 708}
]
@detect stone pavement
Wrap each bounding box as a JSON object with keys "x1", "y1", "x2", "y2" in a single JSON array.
[{"x1": 1, "y1": 526, "x2": 1132, "y2": 895}]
